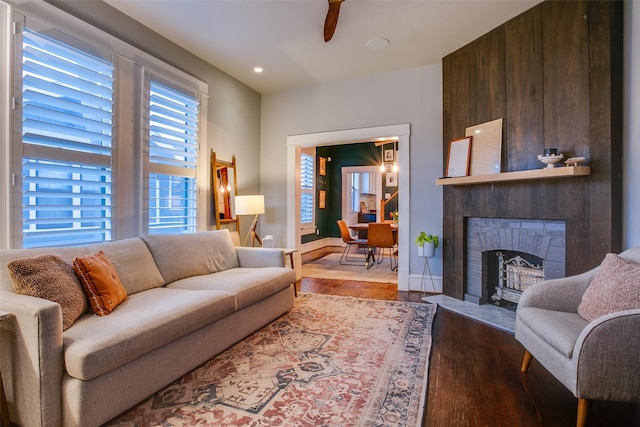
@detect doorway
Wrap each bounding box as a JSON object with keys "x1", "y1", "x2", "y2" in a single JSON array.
[
  {"x1": 286, "y1": 124, "x2": 411, "y2": 291},
  {"x1": 341, "y1": 166, "x2": 382, "y2": 226}
]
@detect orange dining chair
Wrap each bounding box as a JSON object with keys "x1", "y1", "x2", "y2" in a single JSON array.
[
  {"x1": 337, "y1": 220, "x2": 367, "y2": 265},
  {"x1": 366, "y1": 223, "x2": 397, "y2": 271}
]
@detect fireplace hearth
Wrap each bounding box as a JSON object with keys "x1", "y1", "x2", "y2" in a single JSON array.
[{"x1": 465, "y1": 218, "x2": 566, "y2": 305}]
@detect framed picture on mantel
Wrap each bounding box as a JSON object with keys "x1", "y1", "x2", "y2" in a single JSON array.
[
  {"x1": 446, "y1": 136, "x2": 472, "y2": 178},
  {"x1": 465, "y1": 118, "x2": 503, "y2": 175}
]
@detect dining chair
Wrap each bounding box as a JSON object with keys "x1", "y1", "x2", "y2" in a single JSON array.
[
  {"x1": 366, "y1": 223, "x2": 397, "y2": 271},
  {"x1": 336, "y1": 220, "x2": 367, "y2": 265}
]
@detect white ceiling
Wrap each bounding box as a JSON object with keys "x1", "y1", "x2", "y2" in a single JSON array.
[{"x1": 104, "y1": 0, "x2": 541, "y2": 94}]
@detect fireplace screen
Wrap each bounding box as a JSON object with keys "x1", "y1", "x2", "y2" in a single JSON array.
[{"x1": 492, "y1": 252, "x2": 544, "y2": 304}]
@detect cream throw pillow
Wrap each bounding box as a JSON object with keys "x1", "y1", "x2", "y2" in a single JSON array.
[
  {"x1": 578, "y1": 253, "x2": 640, "y2": 322},
  {"x1": 7, "y1": 255, "x2": 89, "y2": 330}
]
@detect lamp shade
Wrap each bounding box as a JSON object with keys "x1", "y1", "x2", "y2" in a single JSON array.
[{"x1": 234, "y1": 195, "x2": 265, "y2": 216}]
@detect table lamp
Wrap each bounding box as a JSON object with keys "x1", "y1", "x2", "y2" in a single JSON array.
[{"x1": 234, "y1": 195, "x2": 265, "y2": 246}]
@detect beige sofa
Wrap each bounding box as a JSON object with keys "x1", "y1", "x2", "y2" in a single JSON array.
[{"x1": 0, "y1": 229, "x2": 296, "y2": 427}]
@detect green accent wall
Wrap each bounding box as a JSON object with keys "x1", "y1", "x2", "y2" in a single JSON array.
[{"x1": 302, "y1": 142, "x2": 398, "y2": 244}]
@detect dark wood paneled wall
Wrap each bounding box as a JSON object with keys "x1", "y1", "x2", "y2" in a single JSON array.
[{"x1": 441, "y1": 0, "x2": 623, "y2": 299}]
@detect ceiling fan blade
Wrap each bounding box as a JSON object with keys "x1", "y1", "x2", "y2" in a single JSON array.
[{"x1": 324, "y1": 0, "x2": 344, "y2": 42}]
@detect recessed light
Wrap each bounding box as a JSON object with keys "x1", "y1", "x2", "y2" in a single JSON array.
[
  {"x1": 366, "y1": 38, "x2": 389, "y2": 50},
  {"x1": 253, "y1": 66, "x2": 264, "y2": 73}
]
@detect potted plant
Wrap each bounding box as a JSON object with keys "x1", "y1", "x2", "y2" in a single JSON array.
[{"x1": 415, "y1": 231, "x2": 439, "y2": 257}]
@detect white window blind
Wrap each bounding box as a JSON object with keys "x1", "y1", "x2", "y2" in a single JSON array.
[
  {"x1": 147, "y1": 81, "x2": 199, "y2": 234},
  {"x1": 351, "y1": 172, "x2": 360, "y2": 213},
  {"x1": 21, "y1": 28, "x2": 114, "y2": 248},
  {"x1": 300, "y1": 152, "x2": 315, "y2": 230}
]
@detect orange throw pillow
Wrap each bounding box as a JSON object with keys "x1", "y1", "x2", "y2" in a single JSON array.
[{"x1": 73, "y1": 251, "x2": 127, "y2": 316}]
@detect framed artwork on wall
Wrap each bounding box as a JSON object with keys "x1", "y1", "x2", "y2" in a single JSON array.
[
  {"x1": 319, "y1": 157, "x2": 327, "y2": 176},
  {"x1": 319, "y1": 190, "x2": 326, "y2": 209},
  {"x1": 384, "y1": 149, "x2": 395, "y2": 162},
  {"x1": 386, "y1": 172, "x2": 398, "y2": 187}
]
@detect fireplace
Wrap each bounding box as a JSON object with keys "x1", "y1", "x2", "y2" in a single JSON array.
[{"x1": 465, "y1": 218, "x2": 566, "y2": 304}]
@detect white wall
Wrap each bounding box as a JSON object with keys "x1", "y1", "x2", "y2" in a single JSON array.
[
  {"x1": 624, "y1": 1, "x2": 640, "y2": 249},
  {"x1": 261, "y1": 64, "x2": 444, "y2": 287}
]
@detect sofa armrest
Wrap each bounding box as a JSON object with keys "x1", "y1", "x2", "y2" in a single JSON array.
[
  {"x1": 236, "y1": 247, "x2": 286, "y2": 268},
  {"x1": 517, "y1": 269, "x2": 598, "y2": 313},
  {"x1": 573, "y1": 309, "x2": 640, "y2": 401},
  {"x1": 0, "y1": 290, "x2": 64, "y2": 427}
]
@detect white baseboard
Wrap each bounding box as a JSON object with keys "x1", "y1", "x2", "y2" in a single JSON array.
[
  {"x1": 300, "y1": 237, "x2": 343, "y2": 254},
  {"x1": 408, "y1": 273, "x2": 442, "y2": 293}
]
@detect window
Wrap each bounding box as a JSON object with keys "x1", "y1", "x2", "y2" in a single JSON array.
[
  {"x1": 20, "y1": 28, "x2": 114, "y2": 248},
  {"x1": 9, "y1": 8, "x2": 208, "y2": 249},
  {"x1": 350, "y1": 172, "x2": 360, "y2": 213},
  {"x1": 300, "y1": 150, "x2": 315, "y2": 235},
  {"x1": 147, "y1": 81, "x2": 199, "y2": 234}
]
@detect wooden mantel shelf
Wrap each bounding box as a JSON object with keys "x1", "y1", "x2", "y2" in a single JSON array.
[{"x1": 436, "y1": 166, "x2": 590, "y2": 186}]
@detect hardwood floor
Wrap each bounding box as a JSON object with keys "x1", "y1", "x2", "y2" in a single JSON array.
[{"x1": 298, "y1": 249, "x2": 640, "y2": 427}]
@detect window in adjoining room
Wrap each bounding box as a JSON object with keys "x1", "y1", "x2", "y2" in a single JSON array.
[{"x1": 300, "y1": 149, "x2": 315, "y2": 236}]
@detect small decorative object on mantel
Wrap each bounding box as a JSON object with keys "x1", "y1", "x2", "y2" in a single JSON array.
[
  {"x1": 565, "y1": 156, "x2": 586, "y2": 166},
  {"x1": 537, "y1": 153, "x2": 564, "y2": 168}
]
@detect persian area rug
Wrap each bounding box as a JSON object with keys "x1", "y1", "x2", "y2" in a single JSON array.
[
  {"x1": 302, "y1": 252, "x2": 398, "y2": 284},
  {"x1": 106, "y1": 293, "x2": 436, "y2": 427}
]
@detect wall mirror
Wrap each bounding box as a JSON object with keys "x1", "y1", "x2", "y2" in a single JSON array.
[{"x1": 211, "y1": 151, "x2": 239, "y2": 230}]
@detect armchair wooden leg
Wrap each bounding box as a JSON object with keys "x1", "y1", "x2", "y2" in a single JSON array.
[
  {"x1": 521, "y1": 350, "x2": 533, "y2": 372},
  {"x1": 576, "y1": 398, "x2": 589, "y2": 427}
]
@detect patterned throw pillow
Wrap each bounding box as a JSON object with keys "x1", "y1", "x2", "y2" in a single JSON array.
[
  {"x1": 578, "y1": 253, "x2": 640, "y2": 322},
  {"x1": 7, "y1": 255, "x2": 89, "y2": 330},
  {"x1": 73, "y1": 251, "x2": 127, "y2": 316}
]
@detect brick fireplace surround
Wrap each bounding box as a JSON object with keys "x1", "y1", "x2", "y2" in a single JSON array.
[{"x1": 465, "y1": 218, "x2": 566, "y2": 304}]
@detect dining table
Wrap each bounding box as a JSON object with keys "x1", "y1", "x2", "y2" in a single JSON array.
[{"x1": 347, "y1": 222, "x2": 398, "y2": 232}]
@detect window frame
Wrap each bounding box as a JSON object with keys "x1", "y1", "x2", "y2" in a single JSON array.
[
  {"x1": 7, "y1": 5, "x2": 208, "y2": 249},
  {"x1": 299, "y1": 147, "x2": 316, "y2": 236},
  {"x1": 144, "y1": 77, "x2": 201, "y2": 234}
]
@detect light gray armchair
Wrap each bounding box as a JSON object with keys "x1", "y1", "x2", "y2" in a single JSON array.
[{"x1": 515, "y1": 246, "x2": 640, "y2": 427}]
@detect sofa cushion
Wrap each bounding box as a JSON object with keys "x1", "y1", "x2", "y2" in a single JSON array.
[
  {"x1": 578, "y1": 253, "x2": 640, "y2": 322},
  {"x1": 141, "y1": 230, "x2": 239, "y2": 284},
  {"x1": 167, "y1": 267, "x2": 296, "y2": 310},
  {"x1": 73, "y1": 251, "x2": 128, "y2": 316},
  {"x1": 0, "y1": 246, "x2": 93, "y2": 292},
  {"x1": 7, "y1": 255, "x2": 89, "y2": 330},
  {"x1": 517, "y1": 306, "x2": 589, "y2": 357},
  {"x1": 89, "y1": 238, "x2": 165, "y2": 295},
  {"x1": 63, "y1": 288, "x2": 236, "y2": 380}
]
